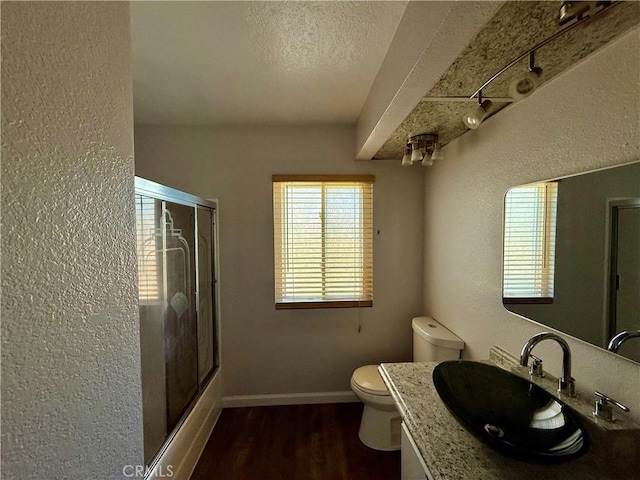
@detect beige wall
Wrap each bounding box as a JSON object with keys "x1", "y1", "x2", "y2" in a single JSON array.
[
  {"x1": 134, "y1": 125, "x2": 425, "y2": 397},
  {"x1": 423, "y1": 28, "x2": 640, "y2": 422},
  {"x1": 1, "y1": 2, "x2": 143, "y2": 478}
]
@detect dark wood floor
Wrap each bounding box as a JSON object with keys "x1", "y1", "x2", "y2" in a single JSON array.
[{"x1": 190, "y1": 403, "x2": 400, "y2": 480}]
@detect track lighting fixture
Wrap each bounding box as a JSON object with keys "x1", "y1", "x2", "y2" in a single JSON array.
[
  {"x1": 399, "y1": 1, "x2": 618, "y2": 160},
  {"x1": 455, "y1": 1, "x2": 616, "y2": 131},
  {"x1": 509, "y1": 52, "x2": 543, "y2": 100},
  {"x1": 509, "y1": 70, "x2": 541, "y2": 98},
  {"x1": 462, "y1": 92, "x2": 492, "y2": 130},
  {"x1": 401, "y1": 133, "x2": 440, "y2": 167}
]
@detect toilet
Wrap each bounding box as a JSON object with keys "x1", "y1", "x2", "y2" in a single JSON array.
[{"x1": 350, "y1": 316, "x2": 464, "y2": 451}]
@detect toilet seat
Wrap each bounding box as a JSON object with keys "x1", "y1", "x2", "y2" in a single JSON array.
[{"x1": 351, "y1": 365, "x2": 390, "y2": 396}]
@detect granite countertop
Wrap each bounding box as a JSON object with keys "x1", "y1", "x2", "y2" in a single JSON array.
[{"x1": 379, "y1": 361, "x2": 633, "y2": 480}]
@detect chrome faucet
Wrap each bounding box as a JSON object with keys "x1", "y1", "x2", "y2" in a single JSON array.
[
  {"x1": 593, "y1": 391, "x2": 630, "y2": 422},
  {"x1": 520, "y1": 332, "x2": 576, "y2": 397},
  {"x1": 607, "y1": 330, "x2": 640, "y2": 353}
]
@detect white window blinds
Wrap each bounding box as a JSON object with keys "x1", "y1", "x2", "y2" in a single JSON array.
[
  {"x1": 503, "y1": 182, "x2": 558, "y2": 302},
  {"x1": 135, "y1": 194, "x2": 161, "y2": 303},
  {"x1": 272, "y1": 175, "x2": 374, "y2": 309}
]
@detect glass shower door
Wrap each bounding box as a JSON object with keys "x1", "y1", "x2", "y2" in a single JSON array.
[
  {"x1": 162, "y1": 201, "x2": 198, "y2": 431},
  {"x1": 135, "y1": 177, "x2": 220, "y2": 467},
  {"x1": 136, "y1": 193, "x2": 166, "y2": 464},
  {"x1": 136, "y1": 195, "x2": 198, "y2": 465},
  {"x1": 197, "y1": 206, "x2": 217, "y2": 385}
]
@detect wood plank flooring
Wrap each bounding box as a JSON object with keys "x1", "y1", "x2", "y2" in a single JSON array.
[{"x1": 190, "y1": 403, "x2": 400, "y2": 480}]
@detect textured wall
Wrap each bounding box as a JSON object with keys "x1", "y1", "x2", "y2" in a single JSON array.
[
  {"x1": 134, "y1": 125, "x2": 424, "y2": 397},
  {"x1": 1, "y1": 3, "x2": 143, "y2": 478},
  {"x1": 422, "y1": 28, "x2": 640, "y2": 422}
]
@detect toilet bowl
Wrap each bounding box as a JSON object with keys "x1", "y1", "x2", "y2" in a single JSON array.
[
  {"x1": 350, "y1": 365, "x2": 400, "y2": 451},
  {"x1": 351, "y1": 317, "x2": 464, "y2": 451}
]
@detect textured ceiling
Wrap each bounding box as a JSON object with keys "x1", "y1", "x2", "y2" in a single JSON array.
[
  {"x1": 373, "y1": 1, "x2": 640, "y2": 160},
  {"x1": 131, "y1": 1, "x2": 407, "y2": 126}
]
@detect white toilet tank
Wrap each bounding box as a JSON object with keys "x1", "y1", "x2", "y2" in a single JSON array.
[{"x1": 412, "y1": 316, "x2": 464, "y2": 362}]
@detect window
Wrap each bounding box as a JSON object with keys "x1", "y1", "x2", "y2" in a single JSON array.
[
  {"x1": 272, "y1": 175, "x2": 374, "y2": 309},
  {"x1": 503, "y1": 181, "x2": 558, "y2": 303}
]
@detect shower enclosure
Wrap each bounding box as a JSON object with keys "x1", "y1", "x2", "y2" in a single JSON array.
[{"x1": 134, "y1": 177, "x2": 219, "y2": 467}]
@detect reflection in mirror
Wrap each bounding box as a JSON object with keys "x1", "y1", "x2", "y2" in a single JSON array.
[
  {"x1": 503, "y1": 182, "x2": 558, "y2": 303},
  {"x1": 503, "y1": 162, "x2": 640, "y2": 364}
]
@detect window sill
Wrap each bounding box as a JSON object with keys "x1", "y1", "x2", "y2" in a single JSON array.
[
  {"x1": 503, "y1": 297, "x2": 553, "y2": 305},
  {"x1": 276, "y1": 301, "x2": 373, "y2": 310}
]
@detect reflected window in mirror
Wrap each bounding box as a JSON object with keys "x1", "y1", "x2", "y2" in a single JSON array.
[{"x1": 503, "y1": 182, "x2": 558, "y2": 304}]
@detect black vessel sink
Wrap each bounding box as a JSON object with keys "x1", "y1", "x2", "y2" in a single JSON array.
[{"x1": 432, "y1": 360, "x2": 589, "y2": 463}]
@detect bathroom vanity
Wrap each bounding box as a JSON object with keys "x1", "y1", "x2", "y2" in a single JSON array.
[{"x1": 380, "y1": 357, "x2": 640, "y2": 480}]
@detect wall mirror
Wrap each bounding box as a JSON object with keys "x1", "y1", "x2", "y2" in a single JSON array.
[{"x1": 502, "y1": 161, "x2": 640, "y2": 364}]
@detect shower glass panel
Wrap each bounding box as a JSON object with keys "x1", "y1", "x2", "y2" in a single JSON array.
[
  {"x1": 136, "y1": 193, "x2": 167, "y2": 464},
  {"x1": 135, "y1": 178, "x2": 219, "y2": 467},
  {"x1": 197, "y1": 206, "x2": 217, "y2": 385},
  {"x1": 163, "y1": 201, "x2": 198, "y2": 431}
]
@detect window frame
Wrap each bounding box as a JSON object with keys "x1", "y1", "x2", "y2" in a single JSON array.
[{"x1": 272, "y1": 174, "x2": 374, "y2": 310}]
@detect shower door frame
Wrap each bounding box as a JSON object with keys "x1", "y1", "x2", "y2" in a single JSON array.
[{"x1": 135, "y1": 176, "x2": 220, "y2": 469}]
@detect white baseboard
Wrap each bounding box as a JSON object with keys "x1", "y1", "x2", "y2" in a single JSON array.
[{"x1": 223, "y1": 391, "x2": 358, "y2": 408}]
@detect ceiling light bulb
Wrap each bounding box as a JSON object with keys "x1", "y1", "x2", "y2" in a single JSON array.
[
  {"x1": 509, "y1": 68, "x2": 543, "y2": 100},
  {"x1": 431, "y1": 146, "x2": 444, "y2": 162},
  {"x1": 401, "y1": 147, "x2": 412, "y2": 166},
  {"x1": 421, "y1": 154, "x2": 433, "y2": 167},
  {"x1": 463, "y1": 100, "x2": 492, "y2": 130},
  {"x1": 411, "y1": 147, "x2": 424, "y2": 162}
]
